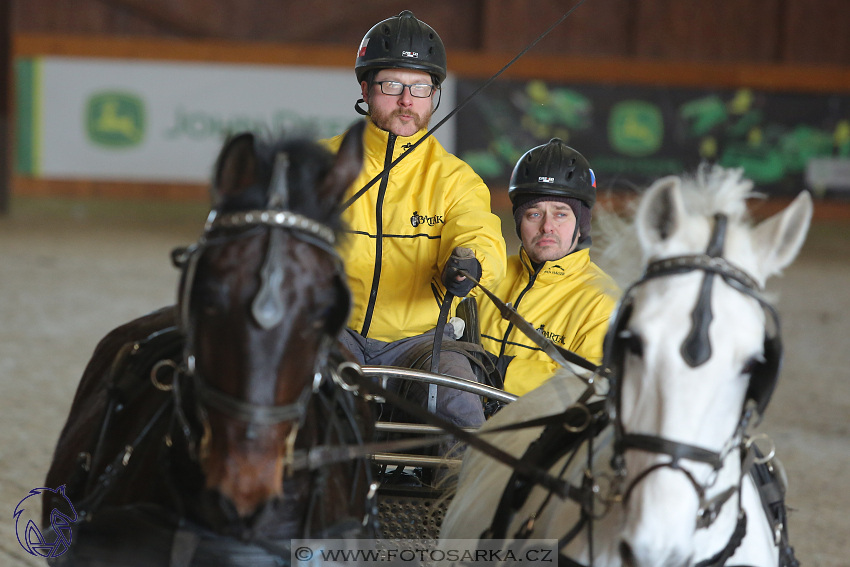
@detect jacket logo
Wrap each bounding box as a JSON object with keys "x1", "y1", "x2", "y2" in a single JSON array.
[
  {"x1": 401, "y1": 51, "x2": 419, "y2": 58},
  {"x1": 410, "y1": 211, "x2": 444, "y2": 228},
  {"x1": 536, "y1": 324, "x2": 566, "y2": 345},
  {"x1": 544, "y1": 264, "x2": 565, "y2": 276}
]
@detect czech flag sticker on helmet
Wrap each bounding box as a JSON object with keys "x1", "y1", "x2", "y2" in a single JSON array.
[
  {"x1": 357, "y1": 37, "x2": 370, "y2": 57},
  {"x1": 589, "y1": 168, "x2": 596, "y2": 188}
]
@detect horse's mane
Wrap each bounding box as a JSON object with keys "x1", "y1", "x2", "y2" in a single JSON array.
[
  {"x1": 677, "y1": 164, "x2": 757, "y2": 222},
  {"x1": 593, "y1": 165, "x2": 759, "y2": 288},
  {"x1": 216, "y1": 133, "x2": 345, "y2": 233}
]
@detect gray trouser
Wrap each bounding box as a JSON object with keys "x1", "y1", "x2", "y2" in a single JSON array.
[{"x1": 339, "y1": 327, "x2": 485, "y2": 429}]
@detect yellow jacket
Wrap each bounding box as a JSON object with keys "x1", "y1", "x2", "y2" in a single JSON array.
[
  {"x1": 480, "y1": 247, "x2": 619, "y2": 396},
  {"x1": 322, "y1": 119, "x2": 506, "y2": 342}
]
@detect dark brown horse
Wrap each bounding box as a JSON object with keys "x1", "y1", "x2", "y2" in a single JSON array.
[{"x1": 41, "y1": 122, "x2": 374, "y2": 565}]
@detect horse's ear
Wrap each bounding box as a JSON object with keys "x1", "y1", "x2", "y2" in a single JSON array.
[
  {"x1": 211, "y1": 132, "x2": 257, "y2": 207},
  {"x1": 318, "y1": 121, "x2": 365, "y2": 211},
  {"x1": 636, "y1": 175, "x2": 687, "y2": 253},
  {"x1": 751, "y1": 190, "x2": 812, "y2": 279}
]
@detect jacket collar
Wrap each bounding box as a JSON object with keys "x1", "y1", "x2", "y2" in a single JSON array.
[
  {"x1": 363, "y1": 118, "x2": 429, "y2": 165},
  {"x1": 519, "y1": 246, "x2": 591, "y2": 284}
]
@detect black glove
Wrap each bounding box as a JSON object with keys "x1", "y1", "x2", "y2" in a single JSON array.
[
  {"x1": 495, "y1": 354, "x2": 514, "y2": 378},
  {"x1": 441, "y1": 246, "x2": 482, "y2": 297}
]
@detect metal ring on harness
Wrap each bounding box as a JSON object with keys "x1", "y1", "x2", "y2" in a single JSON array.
[
  {"x1": 331, "y1": 362, "x2": 363, "y2": 394},
  {"x1": 150, "y1": 359, "x2": 177, "y2": 391},
  {"x1": 746, "y1": 433, "x2": 776, "y2": 465},
  {"x1": 563, "y1": 403, "x2": 592, "y2": 433}
]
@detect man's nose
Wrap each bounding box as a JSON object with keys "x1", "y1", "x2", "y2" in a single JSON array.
[
  {"x1": 398, "y1": 88, "x2": 415, "y2": 106},
  {"x1": 541, "y1": 214, "x2": 556, "y2": 232}
]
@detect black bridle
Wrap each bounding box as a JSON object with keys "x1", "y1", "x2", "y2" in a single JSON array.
[
  {"x1": 603, "y1": 214, "x2": 784, "y2": 566},
  {"x1": 172, "y1": 207, "x2": 346, "y2": 436}
]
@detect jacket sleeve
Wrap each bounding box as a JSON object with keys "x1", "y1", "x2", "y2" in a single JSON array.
[
  {"x1": 437, "y1": 174, "x2": 507, "y2": 294},
  {"x1": 568, "y1": 292, "x2": 619, "y2": 365}
]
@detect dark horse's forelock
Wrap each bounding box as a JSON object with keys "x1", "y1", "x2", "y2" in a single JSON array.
[{"x1": 218, "y1": 135, "x2": 344, "y2": 232}]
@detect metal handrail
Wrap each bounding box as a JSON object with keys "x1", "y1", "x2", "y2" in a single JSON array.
[
  {"x1": 375, "y1": 423, "x2": 478, "y2": 435},
  {"x1": 360, "y1": 366, "x2": 517, "y2": 404},
  {"x1": 372, "y1": 453, "x2": 461, "y2": 468}
]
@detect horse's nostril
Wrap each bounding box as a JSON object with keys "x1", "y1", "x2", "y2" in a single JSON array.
[{"x1": 619, "y1": 541, "x2": 636, "y2": 567}]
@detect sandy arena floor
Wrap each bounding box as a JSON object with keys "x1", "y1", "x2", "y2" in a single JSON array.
[{"x1": 1, "y1": 197, "x2": 848, "y2": 566}]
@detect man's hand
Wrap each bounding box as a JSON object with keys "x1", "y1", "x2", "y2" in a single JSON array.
[{"x1": 441, "y1": 246, "x2": 481, "y2": 297}]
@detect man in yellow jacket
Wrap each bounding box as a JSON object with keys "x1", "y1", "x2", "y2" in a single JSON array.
[
  {"x1": 481, "y1": 139, "x2": 619, "y2": 397},
  {"x1": 323, "y1": 11, "x2": 507, "y2": 428}
]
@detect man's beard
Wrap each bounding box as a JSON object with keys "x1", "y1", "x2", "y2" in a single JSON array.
[{"x1": 369, "y1": 105, "x2": 432, "y2": 134}]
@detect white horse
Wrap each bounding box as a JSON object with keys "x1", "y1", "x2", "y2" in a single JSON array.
[{"x1": 440, "y1": 166, "x2": 812, "y2": 567}]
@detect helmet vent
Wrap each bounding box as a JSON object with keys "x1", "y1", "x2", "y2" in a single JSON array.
[
  {"x1": 429, "y1": 32, "x2": 434, "y2": 40},
  {"x1": 382, "y1": 38, "x2": 390, "y2": 51},
  {"x1": 383, "y1": 24, "x2": 391, "y2": 35},
  {"x1": 524, "y1": 167, "x2": 530, "y2": 176},
  {"x1": 567, "y1": 171, "x2": 574, "y2": 180},
  {"x1": 569, "y1": 158, "x2": 576, "y2": 165},
  {"x1": 429, "y1": 46, "x2": 434, "y2": 54}
]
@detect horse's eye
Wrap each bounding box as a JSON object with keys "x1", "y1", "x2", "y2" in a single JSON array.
[
  {"x1": 199, "y1": 282, "x2": 229, "y2": 315},
  {"x1": 625, "y1": 332, "x2": 644, "y2": 358},
  {"x1": 741, "y1": 356, "x2": 761, "y2": 377}
]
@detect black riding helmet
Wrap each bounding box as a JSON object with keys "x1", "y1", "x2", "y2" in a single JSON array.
[
  {"x1": 509, "y1": 139, "x2": 597, "y2": 247},
  {"x1": 355, "y1": 11, "x2": 447, "y2": 85}
]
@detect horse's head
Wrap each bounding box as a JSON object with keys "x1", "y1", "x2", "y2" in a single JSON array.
[
  {"x1": 609, "y1": 166, "x2": 811, "y2": 566},
  {"x1": 177, "y1": 123, "x2": 364, "y2": 521}
]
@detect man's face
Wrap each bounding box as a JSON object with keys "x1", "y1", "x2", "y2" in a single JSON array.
[
  {"x1": 362, "y1": 68, "x2": 435, "y2": 137},
  {"x1": 520, "y1": 201, "x2": 580, "y2": 264}
]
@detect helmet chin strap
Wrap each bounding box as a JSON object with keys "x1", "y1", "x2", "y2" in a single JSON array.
[{"x1": 354, "y1": 98, "x2": 370, "y2": 116}]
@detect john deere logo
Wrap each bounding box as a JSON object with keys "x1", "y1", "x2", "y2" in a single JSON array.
[
  {"x1": 86, "y1": 92, "x2": 145, "y2": 148},
  {"x1": 608, "y1": 100, "x2": 663, "y2": 157}
]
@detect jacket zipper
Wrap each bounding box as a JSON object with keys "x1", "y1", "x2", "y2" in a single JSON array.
[
  {"x1": 360, "y1": 133, "x2": 396, "y2": 337},
  {"x1": 497, "y1": 262, "x2": 540, "y2": 358}
]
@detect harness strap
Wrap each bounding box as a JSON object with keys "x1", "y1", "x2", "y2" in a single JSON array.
[
  {"x1": 75, "y1": 398, "x2": 174, "y2": 517},
  {"x1": 194, "y1": 375, "x2": 312, "y2": 425},
  {"x1": 617, "y1": 433, "x2": 723, "y2": 469},
  {"x1": 482, "y1": 403, "x2": 606, "y2": 541},
  {"x1": 694, "y1": 512, "x2": 748, "y2": 567},
  {"x1": 429, "y1": 291, "x2": 455, "y2": 413}
]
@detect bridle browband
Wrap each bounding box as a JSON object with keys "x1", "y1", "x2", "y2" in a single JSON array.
[{"x1": 604, "y1": 213, "x2": 783, "y2": 566}]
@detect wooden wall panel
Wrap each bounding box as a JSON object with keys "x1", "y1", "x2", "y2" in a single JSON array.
[
  {"x1": 480, "y1": 0, "x2": 634, "y2": 57},
  {"x1": 14, "y1": 0, "x2": 171, "y2": 37},
  {"x1": 783, "y1": 0, "x2": 850, "y2": 65},
  {"x1": 11, "y1": 1, "x2": 850, "y2": 66},
  {"x1": 13, "y1": 0, "x2": 484, "y2": 50},
  {"x1": 634, "y1": 0, "x2": 782, "y2": 61}
]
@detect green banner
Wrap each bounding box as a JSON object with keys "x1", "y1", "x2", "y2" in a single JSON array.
[
  {"x1": 456, "y1": 79, "x2": 850, "y2": 197},
  {"x1": 15, "y1": 58, "x2": 40, "y2": 176}
]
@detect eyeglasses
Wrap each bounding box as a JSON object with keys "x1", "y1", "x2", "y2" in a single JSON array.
[{"x1": 373, "y1": 81, "x2": 437, "y2": 98}]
